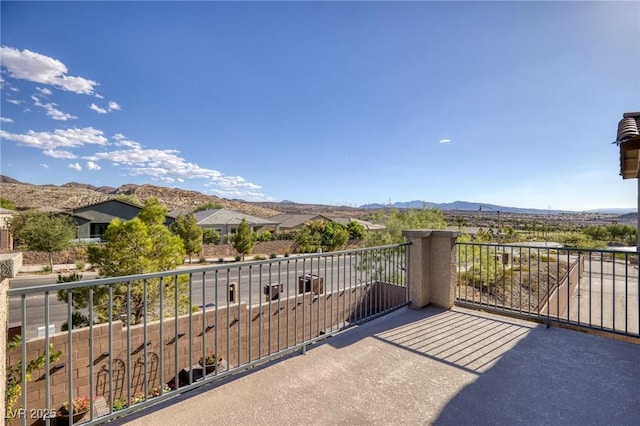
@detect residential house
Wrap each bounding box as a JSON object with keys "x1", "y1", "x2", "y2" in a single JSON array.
[
  {"x1": 192, "y1": 209, "x2": 280, "y2": 238},
  {"x1": 266, "y1": 214, "x2": 334, "y2": 233},
  {"x1": 330, "y1": 217, "x2": 385, "y2": 231},
  {"x1": 267, "y1": 214, "x2": 384, "y2": 234},
  {"x1": 71, "y1": 199, "x2": 175, "y2": 240}
]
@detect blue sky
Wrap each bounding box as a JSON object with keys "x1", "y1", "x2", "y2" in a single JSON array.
[{"x1": 1, "y1": 1, "x2": 638, "y2": 211}]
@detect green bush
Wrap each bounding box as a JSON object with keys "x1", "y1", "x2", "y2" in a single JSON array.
[
  {"x1": 57, "y1": 272, "x2": 83, "y2": 283},
  {"x1": 269, "y1": 253, "x2": 277, "y2": 259},
  {"x1": 203, "y1": 229, "x2": 221, "y2": 245}
]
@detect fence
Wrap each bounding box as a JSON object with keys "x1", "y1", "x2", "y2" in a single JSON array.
[
  {"x1": 6, "y1": 244, "x2": 409, "y2": 425},
  {"x1": 455, "y1": 242, "x2": 640, "y2": 338}
]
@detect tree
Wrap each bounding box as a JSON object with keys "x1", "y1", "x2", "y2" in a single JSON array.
[
  {"x1": 365, "y1": 208, "x2": 447, "y2": 246},
  {"x1": 171, "y1": 213, "x2": 203, "y2": 263},
  {"x1": 321, "y1": 221, "x2": 349, "y2": 251},
  {"x1": 60, "y1": 199, "x2": 187, "y2": 325},
  {"x1": 346, "y1": 221, "x2": 366, "y2": 240},
  {"x1": 0, "y1": 196, "x2": 16, "y2": 210},
  {"x1": 8, "y1": 209, "x2": 76, "y2": 271},
  {"x1": 194, "y1": 202, "x2": 224, "y2": 212},
  {"x1": 232, "y1": 219, "x2": 254, "y2": 260},
  {"x1": 294, "y1": 220, "x2": 349, "y2": 253}
]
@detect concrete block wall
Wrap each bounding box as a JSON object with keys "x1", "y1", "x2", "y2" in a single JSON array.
[{"x1": 0, "y1": 252, "x2": 22, "y2": 280}]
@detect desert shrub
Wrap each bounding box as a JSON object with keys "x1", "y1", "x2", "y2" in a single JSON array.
[
  {"x1": 61, "y1": 311, "x2": 91, "y2": 331},
  {"x1": 202, "y1": 229, "x2": 221, "y2": 245},
  {"x1": 254, "y1": 230, "x2": 273, "y2": 242},
  {"x1": 57, "y1": 272, "x2": 83, "y2": 283}
]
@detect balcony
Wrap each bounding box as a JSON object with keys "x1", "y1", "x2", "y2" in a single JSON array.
[
  {"x1": 120, "y1": 305, "x2": 640, "y2": 425},
  {"x1": 3, "y1": 231, "x2": 640, "y2": 425}
]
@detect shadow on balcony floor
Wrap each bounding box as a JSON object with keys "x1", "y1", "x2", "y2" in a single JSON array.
[{"x1": 120, "y1": 306, "x2": 640, "y2": 426}]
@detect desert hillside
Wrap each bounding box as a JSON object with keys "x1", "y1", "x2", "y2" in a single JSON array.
[{"x1": 0, "y1": 176, "x2": 280, "y2": 218}]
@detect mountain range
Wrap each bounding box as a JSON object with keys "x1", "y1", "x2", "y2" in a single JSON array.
[
  {"x1": 1, "y1": 175, "x2": 635, "y2": 217},
  {"x1": 359, "y1": 200, "x2": 637, "y2": 215}
]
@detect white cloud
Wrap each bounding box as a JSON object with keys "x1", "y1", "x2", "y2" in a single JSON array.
[
  {"x1": 0, "y1": 117, "x2": 13, "y2": 123},
  {"x1": 89, "y1": 103, "x2": 107, "y2": 114},
  {"x1": 86, "y1": 161, "x2": 101, "y2": 170},
  {"x1": 35, "y1": 87, "x2": 52, "y2": 96},
  {"x1": 40, "y1": 163, "x2": 49, "y2": 169},
  {"x1": 86, "y1": 141, "x2": 263, "y2": 194},
  {"x1": 112, "y1": 133, "x2": 142, "y2": 149},
  {"x1": 31, "y1": 95, "x2": 77, "y2": 121},
  {"x1": 90, "y1": 101, "x2": 120, "y2": 114},
  {"x1": 44, "y1": 149, "x2": 76, "y2": 159},
  {"x1": 0, "y1": 46, "x2": 98, "y2": 95},
  {"x1": 439, "y1": 139, "x2": 451, "y2": 144},
  {"x1": 7, "y1": 99, "x2": 21, "y2": 105},
  {"x1": 68, "y1": 162, "x2": 82, "y2": 171},
  {"x1": 0, "y1": 127, "x2": 108, "y2": 158},
  {"x1": 95, "y1": 93, "x2": 104, "y2": 99}
]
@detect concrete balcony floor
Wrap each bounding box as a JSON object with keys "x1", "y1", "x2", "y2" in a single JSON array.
[{"x1": 120, "y1": 306, "x2": 640, "y2": 426}]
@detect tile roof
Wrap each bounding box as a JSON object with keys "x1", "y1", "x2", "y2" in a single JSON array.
[
  {"x1": 193, "y1": 209, "x2": 278, "y2": 226},
  {"x1": 617, "y1": 112, "x2": 640, "y2": 143},
  {"x1": 268, "y1": 214, "x2": 329, "y2": 229},
  {"x1": 616, "y1": 112, "x2": 640, "y2": 179},
  {"x1": 330, "y1": 217, "x2": 386, "y2": 231}
]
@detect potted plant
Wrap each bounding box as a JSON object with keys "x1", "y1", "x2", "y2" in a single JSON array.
[
  {"x1": 58, "y1": 396, "x2": 91, "y2": 422},
  {"x1": 148, "y1": 384, "x2": 170, "y2": 398},
  {"x1": 112, "y1": 397, "x2": 128, "y2": 412},
  {"x1": 198, "y1": 351, "x2": 223, "y2": 374}
]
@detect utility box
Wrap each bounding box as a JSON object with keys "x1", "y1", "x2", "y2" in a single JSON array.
[
  {"x1": 264, "y1": 283, "x2": 284, "y2": 301},
  {"x1": 298, "y1": 275, "x2": 324, "y2": 295}
]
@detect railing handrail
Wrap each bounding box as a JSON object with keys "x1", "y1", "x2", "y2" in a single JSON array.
[
  {"x1": 7, "y1": 243, "x2": 410, "y2": 425},
  {"x1": 456, "y1": 241, "x2": 638, "y2": 256},
  {"x1": 8, "y1": 243, "x2": 411, "y2": 297}
]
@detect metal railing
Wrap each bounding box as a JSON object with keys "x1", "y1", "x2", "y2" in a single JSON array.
[
  {"x1": 6, "y1": 244, "x2": 409, "y2": 426},
  {"x1": 455, "y1": 242, "x2": 640, "y2": 338}
]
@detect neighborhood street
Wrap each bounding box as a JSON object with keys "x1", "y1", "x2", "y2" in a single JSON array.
[{"x1": 9, "y1": 255, "x2": 392, "y2": 338}]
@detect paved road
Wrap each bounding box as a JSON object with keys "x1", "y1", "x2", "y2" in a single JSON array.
[{"x1": 9, "y1": 256, "x2": 384, "y2": 338}]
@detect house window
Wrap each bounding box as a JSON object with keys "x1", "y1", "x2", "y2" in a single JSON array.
[{"x1": 90, "y1": 223, "x2": 109, "y2": 239}]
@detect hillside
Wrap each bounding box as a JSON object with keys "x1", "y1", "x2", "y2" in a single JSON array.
[
  {"x1": 249, "y1": 201, "x2": 370, "y2": 218},
  {"x1": 0, "y1": 176, "x2": 280, "y2": 218}
]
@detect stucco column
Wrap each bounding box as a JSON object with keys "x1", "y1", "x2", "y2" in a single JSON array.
[
  {"x1": 402, "y1": 230, "x2": 459, "y2": 309},
  {"x1": 0, "y1": 279, "x2": 8, "y2": 420}
]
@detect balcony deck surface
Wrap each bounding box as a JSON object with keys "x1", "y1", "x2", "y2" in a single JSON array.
[{"x1": 119, "y1": 306, "x2": 640, "y2": 426}]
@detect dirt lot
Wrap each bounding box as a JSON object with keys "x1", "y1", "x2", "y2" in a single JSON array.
[{"x1": 457, "y1": 257, "x2": 569, "y2": 313}]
